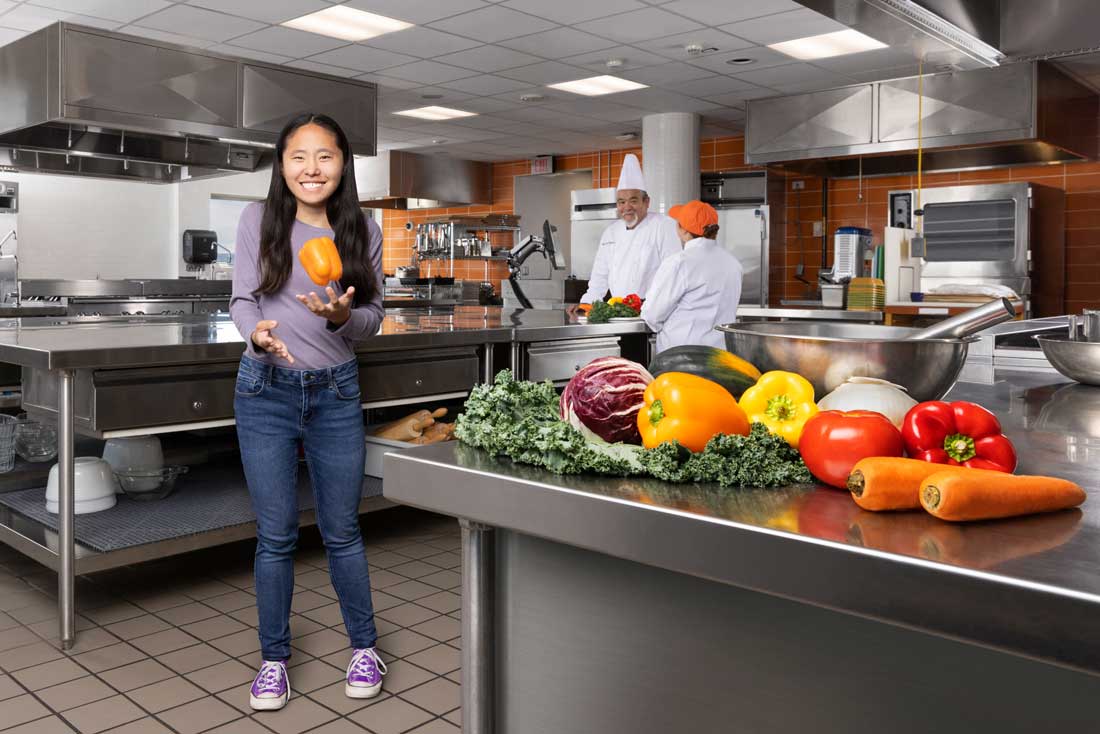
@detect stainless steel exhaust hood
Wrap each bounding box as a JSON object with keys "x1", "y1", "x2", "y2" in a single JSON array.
[
  {"x1": 0, "y1": 22, "x2": 377, "y2": 184},
  {"x1": 356, "y1": 151, "x2": 491, "y2": 210},
  {"x1": 745, "y1": 62, "x2": 1098, "y2": 178}
]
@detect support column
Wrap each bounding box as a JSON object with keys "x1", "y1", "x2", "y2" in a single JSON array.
[
  {"x1": 57, "y1": 369, "x2": 75, "y2": 649},
  {"x1": 460, "y1": 518, "x2": 494, "y2": 734}
]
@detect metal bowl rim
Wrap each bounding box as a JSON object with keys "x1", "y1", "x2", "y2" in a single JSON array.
[
  {"x1": 1034, "y1": 335, "x2": 1100, "y2": 346},
  {"x1": 716, "y1": 322, "x2": 978, "y2": 345}
]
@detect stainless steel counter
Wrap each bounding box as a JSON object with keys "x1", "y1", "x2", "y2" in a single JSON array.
[
  {"x1": 0, "y1": 306, "x2": 638, "y2": 370},
  {"x1": 385, "y1": 371, "x2": 1100, "y2": 679}
]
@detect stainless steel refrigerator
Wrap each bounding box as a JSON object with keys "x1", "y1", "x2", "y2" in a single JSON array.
[
  {"x1": 568, "y1": 187, "x2": 617, "y2": 281},
  {"x1": 715, "y1": 205, "x2": 769, "y2": 308}
]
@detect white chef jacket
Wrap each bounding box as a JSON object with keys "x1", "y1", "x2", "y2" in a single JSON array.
[
  {"x1": 641, "y1": 237, "x2": 743, "y2": 355},
  {"x1": 580, "y1": 212, "x2": 680, "y2": 304}
]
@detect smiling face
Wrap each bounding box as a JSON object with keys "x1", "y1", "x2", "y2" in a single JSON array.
[
  {"x1": 281, "y1": 122, "x2": 344, "y2": 211},
  {"x1": 616, "y1": 189, "x2": 649, "y2": 228}
]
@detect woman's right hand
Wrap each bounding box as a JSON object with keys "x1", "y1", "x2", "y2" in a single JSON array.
[{"x1": 252, "y1": 319, "x2": 294, "y2": 364}]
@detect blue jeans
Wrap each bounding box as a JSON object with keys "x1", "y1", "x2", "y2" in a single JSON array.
[{"x1": 234, "y1": 354, "x2": 377, "y2": 661}]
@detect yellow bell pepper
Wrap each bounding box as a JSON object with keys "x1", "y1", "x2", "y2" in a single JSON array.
[
  {"x1": 608, "y1": 296, "x2": 624, "y2": 306},
  {"x1": 738, "y1": 370, "x2": 818, "y2": 448},
  {"x1": 638, "y1": 372, "x2": 749, "y2": 452},
  {"x1": 298, "y1": 236, "x2": 343, "y2": 286}
]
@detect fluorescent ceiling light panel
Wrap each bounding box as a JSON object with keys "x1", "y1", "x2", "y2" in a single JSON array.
[
  {"x1": 769, "y1": 29, "x2": 887, "y2": 60},
  {"x1": 548, "y1": 75, "x2": 648, "y2": 96},
  {"x1": 283, "y1": 6, "x2": 412, "y2": 42},
  {"x1": 394, "y1": 106, "x2": 478, "y2": 121}
]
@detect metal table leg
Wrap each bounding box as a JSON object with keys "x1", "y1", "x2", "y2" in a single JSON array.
[
  {"x1": 509, "y1": 342, "x2": 522, "y2": 380},
  {"x1": 460, "y1": 518, "x2": 494, "y2": 734},
  {"x1": 482, "y1": 343, "x2": 495, "y2": 384},
  {"x1": 57, "y1": 369, "x2": 76, "y2": 649}
]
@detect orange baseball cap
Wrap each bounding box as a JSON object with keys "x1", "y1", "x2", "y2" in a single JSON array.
[{"x1": 668, "y1": 200, "x2": 718, "y2": 235}]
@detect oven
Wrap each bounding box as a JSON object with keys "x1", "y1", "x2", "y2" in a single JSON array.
[{"x1": 888, "y1": 182, "x2": 1065, "y2": 317}]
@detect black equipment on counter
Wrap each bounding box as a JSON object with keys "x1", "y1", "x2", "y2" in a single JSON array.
[{"x1": 182, "y1": 230, "x2": 218, "y2": 264}]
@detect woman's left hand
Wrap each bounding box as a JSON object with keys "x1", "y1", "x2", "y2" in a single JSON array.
[{"x1": 297, "y1": 285, "x2": 356, "y2": 325}]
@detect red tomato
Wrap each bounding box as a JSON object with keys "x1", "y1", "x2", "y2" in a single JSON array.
[{"x1": 799, "y1": 410, "x2": 904, "y2": 489}]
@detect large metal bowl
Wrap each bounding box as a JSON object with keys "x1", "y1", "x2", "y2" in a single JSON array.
[
  {"x1": 717, "y1": 322, "x2": 976, "y2": 402},
  {"x1": 1035, "y1": 336, "x2": 1100, "y2": 386}
]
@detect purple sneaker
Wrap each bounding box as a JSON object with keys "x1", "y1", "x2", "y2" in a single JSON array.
[
  {"x1": 345, "y1": 647, "x2": 387, "y2": 698},
  {"x1": 250, "y1": 660, "x2": 290, "y2": 711}
]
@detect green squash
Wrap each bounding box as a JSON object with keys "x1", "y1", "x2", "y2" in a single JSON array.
[{"x1": 647, "y1": 345, "x2": 761, "y2": 398}]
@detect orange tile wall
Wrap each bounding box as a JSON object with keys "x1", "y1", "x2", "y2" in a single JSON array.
[{"x1": 380, "y1": 136, "x2": 756, "y2": 293}]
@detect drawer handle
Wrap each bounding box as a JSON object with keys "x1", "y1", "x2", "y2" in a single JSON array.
[
  {"x1": 192, "y1": 400, "x2": 205, "y2": 412},
  {"x1": 574, "y1": 364, "x2": 580, "y2": 371},
  {"x1": 414, "y1": 379, "x2": 423, "y2": 386}
]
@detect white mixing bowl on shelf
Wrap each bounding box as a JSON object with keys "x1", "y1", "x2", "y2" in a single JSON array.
[{"x1": 45, "y1": 457, "x2": 118, "y2": 515}]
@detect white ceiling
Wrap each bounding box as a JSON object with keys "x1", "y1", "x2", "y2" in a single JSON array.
[{"x1": 0, "y1": 0, "x2": 945, "y2": 161}]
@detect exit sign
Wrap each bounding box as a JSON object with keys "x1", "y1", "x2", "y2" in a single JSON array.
[{"x1": 530, "y1": 155, "x2": 553, "y2": 175}]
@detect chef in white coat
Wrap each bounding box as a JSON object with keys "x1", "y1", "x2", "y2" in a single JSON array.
[
  {"x1": 572, "y1": 154, "x2": 680, "y2": 310},
  {"x1": 641, "y1": 200, "x2": 743, "y2": 354}
]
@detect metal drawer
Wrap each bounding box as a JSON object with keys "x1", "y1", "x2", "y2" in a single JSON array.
[
  {"x1": 526, "y1": 337, "x2": 620, "y2": 383},
  {"x1": 356, "y1": 346, "x2": 479, "y2": 404}
]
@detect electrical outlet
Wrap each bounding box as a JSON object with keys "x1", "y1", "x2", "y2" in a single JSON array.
[
  {"x1": 791, "y1": 180, "x2": 805, "y2": 190},
  {"x1": 812, "y1": 221, "x2": 823, "y2": 237}
]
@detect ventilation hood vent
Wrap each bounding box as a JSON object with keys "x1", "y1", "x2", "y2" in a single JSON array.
[
  {"x1": 746, "y1": 62, "x2": 1098, "y2": 178},
  {"x1": 356, "y1": 151, "x2": 491, "y2": 210},
  {"x1": 0, "y1": 23, "x2": 377, "y2": 184}
]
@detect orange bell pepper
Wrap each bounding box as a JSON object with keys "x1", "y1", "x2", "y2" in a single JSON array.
[
  {"x1": 638, "y1": 372, "x2": 750, "y2": 452},
  {"x1": 298, "y1": 237, "x2": 343, "y2": 286}
]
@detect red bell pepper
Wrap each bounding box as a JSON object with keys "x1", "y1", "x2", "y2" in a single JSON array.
[
  {"x1": 622, "y1": 293, "x2": 643, "y2": 311},
  {"x1": 901, "y1": 401, "x2": 1017, "y2": 472}
]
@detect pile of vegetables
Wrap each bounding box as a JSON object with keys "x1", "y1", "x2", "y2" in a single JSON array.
[
  {"x1": 587, "y1": 294, "x2": 642, "y2": 323},
  {"x1": 453, "y1": 366, "x2": 811, "y2": 488}
]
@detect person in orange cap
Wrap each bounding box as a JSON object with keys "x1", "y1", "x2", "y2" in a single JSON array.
[{"x1": 640, "y1": 200, "x2": 743, "y2": 354}]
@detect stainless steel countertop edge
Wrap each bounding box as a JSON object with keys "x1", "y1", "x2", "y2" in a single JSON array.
[{"x1": 384, "y1": 444, "x2": 1100, "y2": 677}]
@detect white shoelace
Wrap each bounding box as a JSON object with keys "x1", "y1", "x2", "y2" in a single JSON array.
[
  {"x1": 348, "y1": 647, "x2": 388, "y2": 679},
  {"x1": 254, "y1": 660, "x2": 288, "y2": 696}
]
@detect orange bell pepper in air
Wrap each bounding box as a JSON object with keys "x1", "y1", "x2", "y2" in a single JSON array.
[
  {"x1": 638, "y1": 372, "x2": 750, "y2": 453},
  {"x1": 299, "y1": 237, "x2": 343, "y2": 286}
]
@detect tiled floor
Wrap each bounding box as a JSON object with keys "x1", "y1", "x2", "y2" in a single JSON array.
[{"x1": 0, "y1": 507, "x2": 463, "y2": 734}]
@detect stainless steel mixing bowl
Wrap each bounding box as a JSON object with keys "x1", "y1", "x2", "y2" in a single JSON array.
[
  {"x1": 1035, "y1": 335, "x2": 1100, "y2": 386},
  {"x1": 717, "y1": 322, "x2": 976, "y2": 402}
]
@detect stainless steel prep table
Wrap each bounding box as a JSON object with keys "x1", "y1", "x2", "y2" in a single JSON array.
[
  {"x1": 384, "y1": 372, "x2": 1100, "y2": 733},
  {"x1": 0, "y1": 306, "x2": 644, "y2": 648}
]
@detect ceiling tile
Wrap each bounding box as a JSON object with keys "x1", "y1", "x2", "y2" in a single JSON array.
[
  {"x1": 497, "y1": 27, "x2": 617, "y2": 58},
  {"x1": 452, "y1": 98, "x2": 525, "y2": 114},
  {"x1": 497, "y1": 60, "x2": 589, "y2": 85},
  {"x1": 437, "y1": 73, "x2": 531, "y2": 95},
  {"x1": 488, "y1": 86, "x2": 573, "y2": 105},
  {"x1": 658, "y1": 0, "x2": 799, "y2": 25},
  {"x1": 0, "y1": 28, "x2": 24, "y2": 44},
  {"x1": 230, "y1": 25, "x2": 347, "y2": 56},
  {"x1": 687, "y1": 45, "x2": 797, "y2": 73},
  {"x1": 27, "y1": 0, "x2": 172, "y2": 23},
  {"x1": 631, "y1": 28, "x2": 752, "y2": 61},
  {"x1": 381, "y1": 60, "x2": 479, "y2": 84},
  {"x1": 810, "y1": 46, "x2": 922, "y2": 75},
  {"x1": 208, "y1": 44, "x2": 295, "y2": 64},
  {"x1": 563, "y1": 45, "x2": 668, "y2": 72},
  {"x1": 575, "y1": 7, "x2": 702, "y2": 44},
  {"x1": 117, "y1": 25, "x2": 216, "y2": 48},
  {"x1": 621, "y1": 62, "x2": 713, "y2": 86},
  {"x1": 435, "y1": 45, "x2": 543, "y2": 73},
  {"x1": 428, "y1": 6, "x2": 557, "y2": 44},
  {"x1": 0, "y1": 4, "x2": 120, "y2": 31},
  {"x1": 499, "y1": 0, "x2": 646, "y2": 24},
  {"x1": 720, "y1": 8, "x2": 845, "y2": 46},
  {"x1": 710, "y1": 87, "x2": 777, "y2": 107},
  {"x1": 842, "y1": 64, "x2": 921, "y2": 84},
  {"x1": 551, "y1": 100, "x2": 644, "y2": 122},
  {"x1": 307, "y1": 44, "x2": 418, "y2": 72},
  {"x1": 448, "y1": 114, "x2": 525, "y2": 130},
  {"x1": 0, "y1": 1, "x2": 12, "y2": 14},
  {"x1": 285, "y1": 59, "x2": 362, "y2": 77},
  {"x1": 185, "y1": 0, "x2": 328, "y2": 24},
  {"x1": 671, "y1": 74, "x2": 764, "y2": 97},
  {"x1": 342, "y1": 0, "x2": 489, "y2": 25},
  {"x1": 361, "y1": 26, "x2": 482, "y2": 57},
  {"x1": 135, "y1": 5, "x2": 265, "y2": 43},
  {"x1": 356, "y1": 73, "x2": 424, "y2": 90},
  {"x1": 612, "y1": 87, "x2": 723, "y2": 113},
  {"x1": 731, "y1": 61, "x2": 850, "y2": 87}
]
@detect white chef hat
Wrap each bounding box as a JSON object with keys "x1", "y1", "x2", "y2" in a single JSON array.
[{"x1": 616, "y1": 153, "x2": 646, "y2": 192}]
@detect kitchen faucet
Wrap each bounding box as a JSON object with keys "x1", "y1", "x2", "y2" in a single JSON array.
[{"x1": 0, "y1": 229, "x2": 19, "y2": 304}]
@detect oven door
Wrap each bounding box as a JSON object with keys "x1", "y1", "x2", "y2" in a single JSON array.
[{"x1": 917, "y1": 183, "x2": 1030, "y2": 279}]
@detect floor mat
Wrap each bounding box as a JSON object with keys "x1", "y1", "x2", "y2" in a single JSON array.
[{"x1": 0, "y1": 462, "x2": 384, "y2": 553}]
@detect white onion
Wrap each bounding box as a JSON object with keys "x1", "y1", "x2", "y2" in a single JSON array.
[{"x1": 816, "y1": 377, "x2": 917, "y2": 428}]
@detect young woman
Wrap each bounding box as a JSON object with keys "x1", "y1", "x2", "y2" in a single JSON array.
[
  {"x1": 229, "y1": 113, "x2": 386, "y2": 711},
  {"x1": 640, "y1": 200, "x2": 743, "y2": 354}
]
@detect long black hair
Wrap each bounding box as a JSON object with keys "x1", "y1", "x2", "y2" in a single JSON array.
[{"x1": 254, "y1": 113, "x2": 375, "y2": 306}]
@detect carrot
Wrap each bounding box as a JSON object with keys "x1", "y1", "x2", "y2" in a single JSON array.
[
  {"x1": 920, "y1": 468, "x2": 1086, "y2": 522},
  {"x1": 847, "y1": 457, "x2": 970, "y2": 511}
]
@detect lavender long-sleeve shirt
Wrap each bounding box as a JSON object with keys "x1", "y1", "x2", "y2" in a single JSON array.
[{"x1": 230, "y1": 202, "x2": 384, "y2": 370}]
